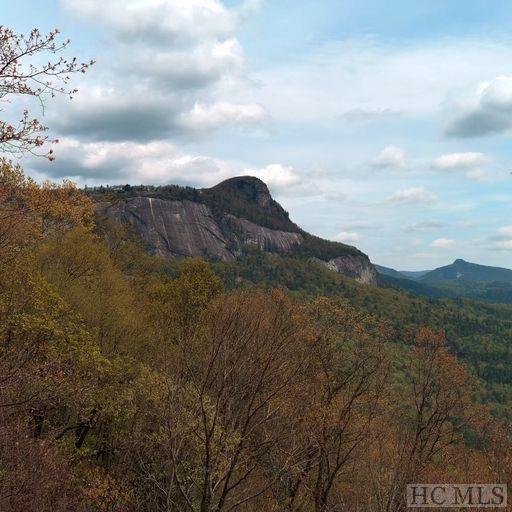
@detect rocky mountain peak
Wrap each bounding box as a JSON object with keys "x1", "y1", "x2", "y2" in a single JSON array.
[
  {"x1": 210, "y1": 176, "x2": 272, "y2": 207},
  {"x1": 91, "y1": 177, "x2": 378, "y2": 286}
]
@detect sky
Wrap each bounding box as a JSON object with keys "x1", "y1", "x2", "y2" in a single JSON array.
[{"x1": 3, "y1": 0, "x2": 512, "y2": 270}]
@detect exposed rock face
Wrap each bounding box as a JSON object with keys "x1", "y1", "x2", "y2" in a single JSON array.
[
  {"x1": 96, "y1": 176, "x2": 378, "y2": 286},
  {"x1": 99, "y1": 196, "x2": 303, "y2": 262},
  {"x1": 101, "y1": 197, "x2": 234, "y2": 260},
  {"x1": 325, "y1": 255, "x2": 378, "y2": 286},
  {"x1": 224, "y1": 215, "x2": 303, "y2": 253}
]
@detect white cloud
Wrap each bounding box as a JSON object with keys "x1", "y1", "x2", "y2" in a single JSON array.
[
  {"x1": 32, "y1": 138, "x2": 302, "y2": 194},
  {"x1": 54, "y1": 0, "x2": 263, "y2": 144},
  {"x1": 433, "y1": 152, "x2": 490, "y2": 170},
  {"x1": 61, "y1": 0, "x2": 242, "y2": 45},
  {"x1": 388, "y1": 187, "x2": 437, "y2": 204},
  {"x1": 51, "y1": 86, "x2": 183, "y2": 142},
  {"x1": 183, "y1": 101, "x2": 268, "y2": 131},
  {"x1": 52, "y1": 86, "x2": 269, "y2": 142},
  {"x1": 244, "y1": 164, "x2": 301, "y2": 189},
  {"x1": 497, "y1": 226, "x2": 512, "y2": 236},
  {"x1": 446, "y1": 75, "x2": 512, "y2": 138},
  {"x1": 371, "y1": 146, "x2": 406, "y2": 168},
  {"x1": 431, "y1": 238, "x2": 456, "y2": 249},
  {"x1": 480, "y1": 75, "x2": 512, "y2": 109},
  {"x1": 126, "y1": 38, "x2": 245, "y2": 91},
  {"x1": 333, "y1": 231, "x2": 360, "y2": 243},
  {"x1": 33, "y1": 138, "x2": 234, "y2": 186},
  {"x1": 402, "y1": 221, "x2": 447, "y2": 232}
]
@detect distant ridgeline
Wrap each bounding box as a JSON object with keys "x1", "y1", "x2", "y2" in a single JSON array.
[
  {"x1": 86, "y1": 177, "x2": 378, "y2": 285},
  {"x1": 376, "y1": 259, "x2": 512, "y2": 304}
]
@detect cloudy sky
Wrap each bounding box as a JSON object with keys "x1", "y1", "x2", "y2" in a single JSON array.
[{"x1": 4, "y1": 0, "x2": 512, "y2": 269}]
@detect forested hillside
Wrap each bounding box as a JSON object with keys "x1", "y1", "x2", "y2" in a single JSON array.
[
  {"x1": 377, "y1": 260, "x2": 512, "y2": 304},
  {"x1": 215, "y1": 251, "x2": 512, "y2": 417},
  {"x1": 2, "y1": 160, "x2": 511, "y2": 511}
]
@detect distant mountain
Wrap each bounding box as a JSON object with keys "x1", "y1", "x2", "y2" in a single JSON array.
[
  {"x1": 376, "y1": 259, "x2": 512, "y2": 304},
  {"x1": 375, "y1": 264, "x2": 430, "y2": 280},
  {"x1": 400, "y1": 269, "x2": 431, "y2": 279},
  {"x1": 374, "y1": 264, "x2": 407, "y2": 279},
  {"x1": 379, "y1": 274, "x2": 453, "y2": 299},
  {"x1": 420, "y1": 259, "x2": 512, "y2": 285},
  {"x1": 90, "y1": 176, "x2": 378, "y2": 285}
]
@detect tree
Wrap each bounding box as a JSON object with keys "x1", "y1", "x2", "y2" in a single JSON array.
[
  {"x1": 145, "y1": 258, "x2": 223, "y2": 361},
  {"x1": 267, "y1": 298, "x2": 391, "y2": 512},
  {"x1": 367, "y1": 328, "x2": 475, "y2": 512},
  {"x1": 134, "y1": 290, "x2": 309, "y2": 511},
  {"x1": 0, "y1": 165, "x2": 136, "y2": 511},
  {"x1": 0, "y1": 160, "x2": 93, "y2": 267},
  {"x1": 0, "y1": 26, "x2": 93, "y2": 158}
]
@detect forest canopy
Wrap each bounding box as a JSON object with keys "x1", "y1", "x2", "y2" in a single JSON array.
[{"x1": 1, "y1": 161, "x2": 511, "y2": 512}]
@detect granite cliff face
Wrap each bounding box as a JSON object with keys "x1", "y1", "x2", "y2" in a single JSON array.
[
  {"x1": 101, "y1": 196, "x2": 304, "y2": 261},
  {"x1": 101, "y1": 196, "x2": 234, "y2": 260},
  {"x1": 95, "y1": 177, "x2": 377, "y2": 286},
  {"x1": 223, "y1": 215, "x2": 304, "y2": 254},
  {"x1": 334, "y1": 256, "x2": 378, "y2": 285},
  {"x1": 312, "y1": 255, "x2": 378, "y2": 286}
]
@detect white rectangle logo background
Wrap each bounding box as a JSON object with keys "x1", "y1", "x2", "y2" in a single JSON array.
[{"x1": 407, "y1": 484, "x2": 507, "y2": 508}]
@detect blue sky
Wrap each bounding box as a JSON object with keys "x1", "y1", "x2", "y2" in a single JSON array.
[{"x1": 4, "y1": 0, "x2": 512, "y2": 269}]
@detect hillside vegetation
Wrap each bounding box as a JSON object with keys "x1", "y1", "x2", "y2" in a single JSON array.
[
  {"x1": 2, "y1": 161, "x2": 511, "y2": 512},
  {"x1": 215, "y1": 250, "x2": 512, "y2": 416},
  {"x1": 378, "y1": 259, "x2": 512, "y2": 304}
]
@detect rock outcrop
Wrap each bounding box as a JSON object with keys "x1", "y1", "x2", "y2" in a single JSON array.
[
  {"x1": 95, "y1": 176, "x2": 378, "y2": 286},
  {"x1": 224, "y1": 215, "x2": 303, "y2": 254},
  {"x1": 312, "y1": 255, "x2": 378, "y2": 286},
  {"x1": 100, "y1": 197, "x2": 234, "y2": 260},
  {"x1": 98, "y1": 196, "x2": 304, "y2": 261}
]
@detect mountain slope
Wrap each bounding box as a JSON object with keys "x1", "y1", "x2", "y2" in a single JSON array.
[
  {"x1": 400, "y1": 269, "x2": 431, "y2": 279},
  {"x1": 91, "y1": 177, "x2": 378, "y2": 285},
  {"x1": 419, "y1": 259, "x2": 512, "y2": 303},
  {"x1": 379, "y1": 273, "x2": 453, "y2": 299},
  {"x1": 420, "y1": 259, "x2": 512, "y2": 285},
  {"x1": 375, "y1": 265, "x2": 430, "y2": 280},
  {"x1": 209, "y1": 249, "x2": 512, "y2": 414},
  {"x1": 374, "y1": 264, "x2": 408, "y2": 279},
  {"x1": 375, "y1": 259, "x2": 512, "y2": 304}
]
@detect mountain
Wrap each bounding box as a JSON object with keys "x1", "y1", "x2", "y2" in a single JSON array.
[
  {"x1": 91, "y1": 177, "x2": 378, "y2": 285},
  {"x1": 376, "y1": 259, "x2": 512, "y2": 304},
  {"x1": 374, "y1": 264, "x2": 406, "y2": 279},
  {"x1": 420, "y1": 259, "x2": 512, "y2": 285},
  {"x1": 379, "y1": 273, "x2": 451, "y2": 299},
  {"x1": 375, "y1": 264, "x2": 430, "y2": 280},
  {"x1": 419, "y1": 259, "x2": 512, "y2": 303},
  {"x1": 400, "y1": 269, "x2": 431, "y2": 279}
]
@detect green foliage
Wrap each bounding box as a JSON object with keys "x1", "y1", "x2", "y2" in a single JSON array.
[
  {"x1": 3, "y1": 165, "x2": 511, "y2": 510},
  {"x1": 292, "y1": 232, "x2": 364, "y2": 259},
  {"x1": 380, "y1": 259, "x2": 512, "y2": 304},
  {"x1": 214, "y1": 250, "x2": 512, "y2": 416}
]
